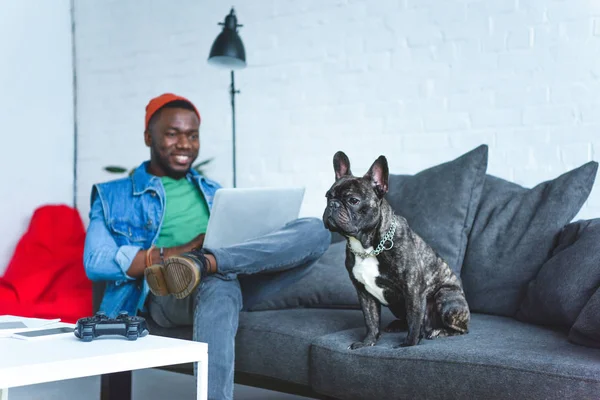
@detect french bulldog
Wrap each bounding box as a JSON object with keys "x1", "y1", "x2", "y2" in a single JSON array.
[{"x1": 322, "y1": 151, "x2": 470, "y2": 349}]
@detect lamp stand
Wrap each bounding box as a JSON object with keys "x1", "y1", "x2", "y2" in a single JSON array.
[{"x1": 230, "y1": 70, "x2": 240, "y2": 188}]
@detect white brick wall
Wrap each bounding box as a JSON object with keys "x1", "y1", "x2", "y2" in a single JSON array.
[
  {"x1": 0, "y1": 0, "x2": 75, "y2": 274},
  {"x1": 74, "y1": 0, "x2": 600, "y2": 225}
]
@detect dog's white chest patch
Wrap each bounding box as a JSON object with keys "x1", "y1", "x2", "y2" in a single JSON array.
[{"x1": 348, "y1": 237, "x2": 388, "y2": 305}]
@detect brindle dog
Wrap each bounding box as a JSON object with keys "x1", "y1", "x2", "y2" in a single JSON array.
[{"x1": 322, "y1": 151, "x2": 470, "y2": 348}]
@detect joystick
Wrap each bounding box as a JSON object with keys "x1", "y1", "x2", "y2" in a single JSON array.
[{"x1": 74, "y1": 311, "x2": 149, "y2": 342}]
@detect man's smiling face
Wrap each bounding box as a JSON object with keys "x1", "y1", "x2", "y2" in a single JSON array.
[{"x1": 145, "y1": 104, "x2": 200, "y2": 179}]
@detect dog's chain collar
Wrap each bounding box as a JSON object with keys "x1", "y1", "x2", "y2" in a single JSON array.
[{"x1": 347, "y1": 220, "x2": 397, "y2": 258}]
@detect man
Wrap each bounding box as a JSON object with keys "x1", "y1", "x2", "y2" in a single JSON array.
[{"x1": 83, "y1": 93, "x2": 331, "y2": 400}]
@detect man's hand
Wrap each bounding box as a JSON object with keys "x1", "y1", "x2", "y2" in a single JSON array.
[{"x1": 126, "y1": 232, "x2": 206, "y2": 279}]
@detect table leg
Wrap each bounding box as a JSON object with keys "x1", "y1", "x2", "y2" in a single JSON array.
[
  {"x1": 196, "y1": 358, "x2": 208, "y2": 400},
  {"x1": 101, "y1": 371, "x2": 132, "y2": 400},
  {"x1": 0, "y1": 388, "x2": 8, "y2": 400}
]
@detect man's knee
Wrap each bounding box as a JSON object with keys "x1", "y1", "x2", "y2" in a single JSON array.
[{"x1": 289, "y1": 217, "x2": 331, "y2": 254}]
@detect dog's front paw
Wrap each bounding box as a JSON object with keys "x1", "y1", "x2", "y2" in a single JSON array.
[{"x1": 348, "y1": 340, "x2": 376, "y2": 350}]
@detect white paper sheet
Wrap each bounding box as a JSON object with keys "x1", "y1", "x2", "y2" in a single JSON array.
[{"x1": 0, "y1": 315, "x2": 61, "y2": 337}]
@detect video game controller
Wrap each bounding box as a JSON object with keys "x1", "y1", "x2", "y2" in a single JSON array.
[{"x1": 74, "y1": 311, "x2": 149, "y2": 342}]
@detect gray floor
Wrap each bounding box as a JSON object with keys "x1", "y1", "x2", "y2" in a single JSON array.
[{"x1": 6, "y1": 368, "x2": 311, "y2": 400}]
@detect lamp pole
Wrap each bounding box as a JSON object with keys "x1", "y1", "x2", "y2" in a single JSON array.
[{"x1": 230, "y1": 70, "x2": 239, "y2": 188}]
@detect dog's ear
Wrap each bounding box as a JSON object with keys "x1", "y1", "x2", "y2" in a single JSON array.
[
  {"x1": 364, "y1": 156, "x2": 389, "y2": 198},
  {"x1": 333, "y1": 151, "x2": 352, "y2": 181}
]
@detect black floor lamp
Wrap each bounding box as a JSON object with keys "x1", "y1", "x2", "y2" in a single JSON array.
[{"x1": 207, "y1": 8, "x2": 247, "y2": 188}]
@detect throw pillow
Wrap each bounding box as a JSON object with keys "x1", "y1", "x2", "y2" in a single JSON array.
[
  {"x1": 461, "y1": 161, "x2": 598, "y2": 317},
  {"x1": 568, "y1": 286, "x2": 600, "y2": 349},
  {"x1": 516, "y1": 219, "x2": 600, "y2": 328},
  {"x1": 385, "y1": 144, "x2": 489, "y2": 276}
]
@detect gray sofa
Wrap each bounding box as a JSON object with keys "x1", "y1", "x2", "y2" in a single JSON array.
[{"x1": 95, "y1": 145, "x2": 600, "y2": 400}]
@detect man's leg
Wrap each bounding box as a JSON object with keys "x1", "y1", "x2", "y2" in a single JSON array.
[
  {"x1": 148, "y1": 276, "x2": 243, "y2": 400},
  {"x1": 147, "y1": 217, "x2": 331, "y2": 302},
  {"x1": 192, "y1": 276, "x2": 242, "y2": 400},
  {"x1": 206, "y1": 217, "x2": 330, "y2": 276}
]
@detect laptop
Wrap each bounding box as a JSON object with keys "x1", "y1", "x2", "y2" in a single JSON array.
[{"x1": 202, "y1": 187, "x2": 305, "y2": 249}]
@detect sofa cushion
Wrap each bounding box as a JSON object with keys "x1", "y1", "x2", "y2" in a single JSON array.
[
  {"x1": 234, "y1": 308, "x2": 366, "y2": 386},
  {"x1": 385, "y1": 144, "x2": 488, "y2": 276},
  {"x1": 310, "y1": 314, "x2": 600, "y2": 400},
  {"x1": 245, "y1": 241, "x2": 359, "y2": 311},
  {"x1": 568, "y1": 285, "x2": 600, "y2": 349},
  {"x1": 460, "y1": 161, "x2": 598, "y2": 317},
  {"x1": 516, "y1": 219, "x2": 600, "y2": 328}
]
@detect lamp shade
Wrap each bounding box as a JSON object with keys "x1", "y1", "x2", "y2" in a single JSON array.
[{"x1": 208, "y1": 8, "x2": 246, "y2": 69}]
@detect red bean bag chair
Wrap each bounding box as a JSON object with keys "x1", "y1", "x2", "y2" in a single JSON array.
[{"x1": 0, "y1": 204, "x2": 92, "y2": 323}]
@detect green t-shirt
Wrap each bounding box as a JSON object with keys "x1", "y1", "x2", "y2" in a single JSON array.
[{"x1": 155, "y1": 176, "x2": 210, "y2": 248}]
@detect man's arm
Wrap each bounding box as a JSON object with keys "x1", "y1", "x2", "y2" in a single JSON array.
[
  {"x1": 83, "y1": 194, "x2": 205, "y2": 281},
  {"x1": 83, "y1": 194, "x2": 142, "y2": 282}
]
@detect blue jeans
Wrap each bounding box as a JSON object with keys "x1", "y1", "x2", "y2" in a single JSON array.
[{"x1": 147, "y1": 217, "x2": 331, "y2": 400}]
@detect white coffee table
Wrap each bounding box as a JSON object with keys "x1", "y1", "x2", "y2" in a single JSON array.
[{"x1": 0, "y1": 323, "x2": 208, "y2": 400}]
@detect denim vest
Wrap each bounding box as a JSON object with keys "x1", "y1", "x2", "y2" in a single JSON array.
[{"x1": 83, "y1": 161, "x2": 221, "y2": 318}]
